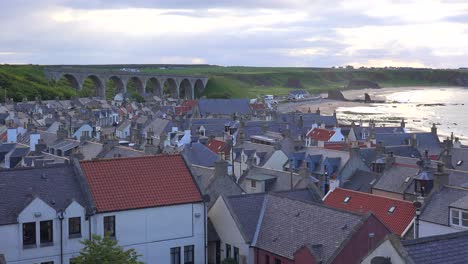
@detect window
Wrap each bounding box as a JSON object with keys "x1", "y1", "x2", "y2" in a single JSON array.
[
  {"x1": 388, "y1": 206, "x2": 397, "y2": 214},
  {"x1": 103, "y1": 216, "x2": 116, "y2": 238},
  {"x1": 404, "y1": 176, "x2": 411, "y2": 183},
  {"x1": 451, "y1": 208, "x2": 468, "y2": 228},
  {"x1": 265, "y1": 255, "x2": 270, "y2": 264},
  {"x1": 452, "y1": 209, "x2": 460, "y2": 225},
  {"x1": 41, "y1": 262, "x2": 54, "y2": 264},
  {"x1": 23, "y1": 222, "x2": 36, "y2": 247},
  {"x1": 234, "y1": 247, "x2": 239, "y2": 263},
  {"x1": 456, "y1": 160, "x2": 464, "y2": 166},
  {"x1": 40, "y1": 220, "x2": 53, "y2": 245},
  {"x1": 343, "y1": 196, "x2": 351, "y2": 204},
  {"x1": 184, "y1": 245, "x2": 194, "y2": 264},
  {"x1": 226, "y1": 243, "x2": 231, "y2": 258},
  {"x1": 275, "y1": 258, "x2": 281, "y2": 264},
  {"x1": 170, "y1": 247, "x2": 181, "y2": 264},
  {"x1": 68, "y1": 217, "x2": 81, "y2": 238},
  {"x1": 251, "y1": 180, "x2": 257, "y2": 189}
]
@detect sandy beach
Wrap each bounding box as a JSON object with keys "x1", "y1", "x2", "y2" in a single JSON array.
[{"x1": 277, "y1": 86, "x2": 454, "y2": 115}]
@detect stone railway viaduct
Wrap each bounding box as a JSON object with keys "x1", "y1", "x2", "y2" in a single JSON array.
[{"x1": 44, "y1": 67, "x2": 209, "y2": 99}]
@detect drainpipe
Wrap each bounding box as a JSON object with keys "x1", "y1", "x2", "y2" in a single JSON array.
[
  {"x1": 204, "y1": 199, "x2": 208, "y2": 264},
  {"x1": 58, "y1": 210, "x2": 64, "y2": 264},
  {"x1": 413, "y1": 201, "x2": 422, "y2": 239},
  {"x1": 289, "y1": 158, "x2": 293, "y2": 190}
]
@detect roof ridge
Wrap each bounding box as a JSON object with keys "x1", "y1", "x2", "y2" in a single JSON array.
[
  {"x1": 402, "y1": 230, "x2": 468, "y2": 246},
  {"x1": 269, "y1": 192, "x2": 363, "y2": 217},
  {"x1": 333, "y1": 188, "x2": 414, "y2": 204},
  {"x1": 251, "y1": 195, "x2": 268, "y2": 246},
  {"x1": 80, "y1": 153, "x2": 180, "y2": 163}
]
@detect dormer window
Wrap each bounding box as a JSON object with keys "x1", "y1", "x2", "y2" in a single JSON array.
[
  {"x1": 451, "y1": 208, "x2": 468, "y2": 228},
  {"x1": 388, "y1": 206, "x2": 396, "y2": 214},
  {"x1": 343, "y1": 196, "x2": 351, "y2": 204}
]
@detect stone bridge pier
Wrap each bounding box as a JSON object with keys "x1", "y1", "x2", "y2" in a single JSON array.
[{"x1": 44, "y1": 68, "x2": 209, "y2": 100}]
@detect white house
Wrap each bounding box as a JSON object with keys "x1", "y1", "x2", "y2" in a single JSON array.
[
  {"x1": 0, "y1": 154, "x2": 207, "y2": 264},
  {"x1": 208, "y1": 195, "x2": 256, "y2": 264},
  {"x1": 116, "y1": 120, "x2": 131, "y2": 139},
  {"x1": 79, "y1": 154, "x2": 206, "y2": 264},
  {"x1": 0, "y1": 165, "x2": 92, "y2": 264},
  {"x1": 72, "y1": 124, "x2": 93, "y2": 141},
  {"x1": 419, "y1": 186, "x2": 468, "y2": 237}
]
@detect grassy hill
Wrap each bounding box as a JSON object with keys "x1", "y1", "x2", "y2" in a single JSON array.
[{"x1": 0, "y1": 64, "x2": 467, "y2": 101}]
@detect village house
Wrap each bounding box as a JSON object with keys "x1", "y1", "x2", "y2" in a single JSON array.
[
  {"x1": 79, "y1": 155, "x2": 206, "y2": 264},
  {"x1": 0, "y1": 164, "x2": 93, "y2": 264},
  {"x1": 361, "y1": 231, "x2": 468, "y2": 264},
  {"x1": 324, "y1": 188, "x2": 416, "y2": 238},
  {"x1": 209, "y1": 192, "x2": 390, "y2": 264}
]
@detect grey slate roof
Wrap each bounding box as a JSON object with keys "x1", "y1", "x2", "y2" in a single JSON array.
[
  {"x1": 375, "y1": 133, "x2": 411, "y2": 146},
  {"x1": 0, "y1": 164, "x2": 91, "y2": 225},
  {"x1": 205, "y1": 174, "x2": 244, "y2": 209},
  {"x1": 225, "y1": 193, "x2": 267, "y2": 243},
  {"x1": 254, "y1": 194, "x2": 363, "y2": 262},
  {"x1": 342, "y1": 169, "x2": 379, "y2": 193},
  {"x1": 450, "y1": 147, "x2": 468, "y2": 172},
  {"x1": 182, "y1": 142, "x2": 220, "y2": 167},
  {"x1": 420, "y1": 186, "x2": 468, "y2": 225},
  {"x1": 402, "y1": 230, "x2": 468, "y2": 264},
  {"x1": 198, "y1": 99, "x2": 252, "y2": 116},
  {"x1": 373, "y1": 157, "x2": 421, "y2": 195}
]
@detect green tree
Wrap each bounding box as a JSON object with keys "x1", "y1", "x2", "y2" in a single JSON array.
[{"x1": 73, "y1": 235, "x2": 143, "y2": 264}]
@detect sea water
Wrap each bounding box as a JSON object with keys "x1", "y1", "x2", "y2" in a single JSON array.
[{"x1": 336, "y1": 87, "x2": 468, "y2": 143}]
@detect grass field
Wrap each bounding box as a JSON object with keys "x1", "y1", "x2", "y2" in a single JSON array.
[{"x1": 0, "y1": 64, "x2": 466, "y2": 101}]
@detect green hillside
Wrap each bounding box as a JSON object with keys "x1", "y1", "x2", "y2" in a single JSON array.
[{"x1": 0, "y1": 64, "x2": 467, "y2": 101}]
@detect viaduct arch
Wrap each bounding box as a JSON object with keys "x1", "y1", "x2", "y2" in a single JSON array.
[{"x1": 44, "y1": 67, "x2": 209, "y2": 100}]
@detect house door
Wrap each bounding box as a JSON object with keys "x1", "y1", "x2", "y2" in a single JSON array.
[{"x1": 216, "y1": 241, "x2": 221, "y2": 264}]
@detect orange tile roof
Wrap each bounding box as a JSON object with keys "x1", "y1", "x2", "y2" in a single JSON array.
[
  {"x1": 306, "y1": 128, "x2": 336, "y2": 141},
  {"x1": 80, "y1": 155, "x2": 202, "y2": 213},
  {"x1": 324, "y1": 188, "x2": 415, "y2": 236}
]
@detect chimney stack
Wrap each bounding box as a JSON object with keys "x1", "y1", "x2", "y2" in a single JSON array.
[
  {"x1": 431, "y1": 123, "x2": 437, "y2": 135},
  {"x1": 214, "y1": 159, "x2": 229, "y2": 177},
  {"x1": 385, "y1": 152, "x2": 395, "y2": 169},
  {"x1": 433, "y1": 162, "x2": 449, "y2": 192}
]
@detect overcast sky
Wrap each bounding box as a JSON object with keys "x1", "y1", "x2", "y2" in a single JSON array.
[{"x1": 1, "y1": 0, "x2": 468, "y2": 67}]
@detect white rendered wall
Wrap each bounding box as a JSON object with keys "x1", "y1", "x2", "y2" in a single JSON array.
[
  {"x1": 91, "y1": 202, "x2": 205, "y2": 264},
  {"x1": 209, "y1": 197, "x2": 251, "y2": 263},
  {"x1": 0, "y1": 198, "x2": 89, "y2": 264}
]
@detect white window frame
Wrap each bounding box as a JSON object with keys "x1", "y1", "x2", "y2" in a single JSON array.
[{"x1": 450, "y1": 208, "x2": 468, "y2": 228}]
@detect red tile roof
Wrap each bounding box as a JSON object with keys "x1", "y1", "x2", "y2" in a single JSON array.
[
  {"x1": 182, "y1": 100, "x2": 198, "y2": 108},
  {"x1": 324, "y1": 141, "x2": 373, "y2": 151},
  {"x1": 250, "y1": 103, "x2": 266, "y2": 110},
  {"x1": 306, "y1": 128, "x2": 335, "y2": 141},
  {"x1": 207, "y1": 139, "x2": 226, "y2": 153},
  {"x1": 175, "y1": 106, "x2": 191, "y2": 115},
  {"x1": 324, "y1": 188, "x2": 415, "y2": 236},
  {"x1": 80, "y1": 155, "x2": 202, "y2": 213}
]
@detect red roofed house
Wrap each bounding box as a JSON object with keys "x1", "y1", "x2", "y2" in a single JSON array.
[
  {"x1": 324, "y1": 188, "x2": 416, "y2": 237},
  {"x1": 79, "y1": 155, "x2": 205, "y2": 264},
  {"x1": 306, "y1": 126, "x2": 344, "y2": 147},
  {"x1": 206, "y1": 139, "x2": 231, "y2": 160}
]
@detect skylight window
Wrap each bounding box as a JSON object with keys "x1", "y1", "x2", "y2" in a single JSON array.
[
  {"x1": 404, "y1": 177, "x2": 411, "y2": 183},
  {"x1": 456, "y1": 160, "x2": 463, "y2": 166},
  {"x1": 388, "y1": 206, "x2": 396, "y2": 214},
  {"x1": 343, "y1": 196, "x2": 351, "y2": 203},
  {"x1": 369, "y1": 179, "x2": 376, "y2": 185}
]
